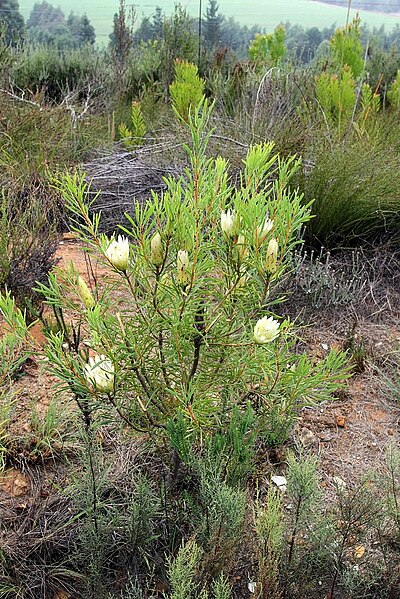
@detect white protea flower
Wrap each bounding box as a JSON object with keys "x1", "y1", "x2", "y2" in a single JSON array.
[
  {"x1": 221, "y1": 209, "x2": 235, "y2": 236},
  {"x1": 253, "y1": 316, "x2": 280, "y2": 344},
  {"x1": 84, "y1": 354, "x2": 115, "y2": 393},
  {"x1": 77, "y1": 275, "x2": 95, "y2": 309},
  {"x1": 265, "y1": 238, "x2": 279, "y2": 273},
  {"x1": 105, "y1": 235, "x2": 130, "y2": 271},
  {"x1": 150, "y1": 232, "x2": 164, "y2": 266},
  {"x1": 177, "y1": 249, "x2": 191, "y2": 286},
  {"x1": 257, "y1": 217, "x2": 274, "y2": 243}
]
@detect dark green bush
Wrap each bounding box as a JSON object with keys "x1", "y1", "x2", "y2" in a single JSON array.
[
  {"x1": 11, "y1": 44, "x2": 109, "y2": 103},
  {"x1": 298, "y1": 117, "x2": 400, "y2": 243}
]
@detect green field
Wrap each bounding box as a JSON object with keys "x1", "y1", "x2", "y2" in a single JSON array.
[{"x1": 19, "y1": 0, "x2": 400, "y2": 43}]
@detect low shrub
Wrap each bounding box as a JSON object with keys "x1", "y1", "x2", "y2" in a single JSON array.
[
  {"x1": 10, "y1": 44, "x2": 109, "y2": 104},
  {"x1": 298, "y1": 125, "x2": 400, "y2": 243},
  {"x1": 37, "y1": 99, "x2": 348, "y2": 444}
]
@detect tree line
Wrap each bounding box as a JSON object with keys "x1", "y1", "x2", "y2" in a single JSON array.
[{"x1": 1, "y1": 0, "x2": 400, "y2": 60}]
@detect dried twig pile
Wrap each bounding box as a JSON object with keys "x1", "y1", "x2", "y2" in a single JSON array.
[{"x1": 84, "y1": 143, "x2": 183, "y2": 235}]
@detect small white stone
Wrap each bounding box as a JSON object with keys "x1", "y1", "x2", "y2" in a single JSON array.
[
  {"x1": 332, "y1": 476, "x2": 346, "y2": 491},
  {"x1": 272, "y1": 475, "x2": 287, "y2": 492},
  {"x1": 248, "y1": 581, "x2": 257, "y2": 593}
]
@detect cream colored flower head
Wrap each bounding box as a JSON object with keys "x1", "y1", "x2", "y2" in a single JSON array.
[
  {"x1": 265, "y1": 237, "x2": 278, "y2": 273},
  {"x1": 177, "y1": 249, "x2": 191, "y2": 286},
  {"x1": 150, "y1": 232, "x2": 164, "y2": 266},
  {"x1": 257, "y1": 217, "x2": 274, "y2": 243},
  {"x1": 253, "y1": 316, "x2": 280, "y2": 344},
  {"x1": 105, "y1": 235, "x2": 130, "y2": 271},
  {"x1": 84, "y1": 354, "x2": 115, "y2": 393},
  {"x1": 221, "y1": 209, "x2": 235, "y2": 236}
]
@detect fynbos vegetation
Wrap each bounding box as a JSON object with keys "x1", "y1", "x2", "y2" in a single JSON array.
[{"x1": 0, "y1": 6, "x2": 400, "y2": 598}]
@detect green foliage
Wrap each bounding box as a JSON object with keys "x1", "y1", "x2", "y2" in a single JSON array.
[
  {"x1": 73, "y1": 441, "x2": 162, "y2": 597},
  {"x1": 118, "y1": 101, "x2": 147, "y2": 148},
  {"x1": 170, "y1": 60, "x2": 205, "y2": 122},
  {"x1": 0, "y1": 388, "x2": 14, "y2": 471},
  {"x1": 0, "y1": 0, "x2": 24, "y2": 45},
  {"x1": 254, "y1": 486, "x2": 283, "y2": 597},
  {"x1": 299, "y1": 123, "x2": 400, "y2": 241},
  {"x1": 359, "y1": 81, "x2": 380, "y2": 125},
  {"x1": 211, "y1": 575, "x2": 232, "y2": 599},
  {"x1": 382, "y1": 445, "x2": 400, "y2": 540},
  {"x1": 28, "y1": 398, "x2": 69, "y2": 458},
  {"x1": 0, "y1": 291, "x2": 31, "y2": 384},
  {"x1": 291, "y1": 247, "x2": 368, "y2": 309},
  {"x1": 206, "y1": 60, "x2": 252, "y2": 117},
  {"x1": 109, "y1": 0, "x2": 135, "y2": 90},
  {"x1": 27, "y1": 1, "x2": 95, "y2": 48},
  {"x1": 248, "y1": 25, "x2": 286, "y2": 66},
  {"x1": 133, "y1": 6, "x2": 163, "y2": 45},
  {"x1": 3, "y1": 25, "x2": 400, "y2": 599},
  {"x1": 11, "y1": 43, "x2": 104, "y2": 101},
  {"x1": 40, "y1": 100, "x2": 350, "y2": 449},
  {"x1": 283, "y1": 452, "x2": 324, "y2": 595},
  {"x1": 205, "y1": 404, "x2": 256, "y2": 486},
  {"x1": 330, "y1": 17, "x2": 364, "y2": 78},
  {"x1": 203, "y1": 0, "x2": 223, "y2": 50},
  {"x1": 127, "y1": 40, "x2": 162, "y2": 91},
  {"x1": 168, "y1": 540, "x2": 203, "y2": 599},
  {"x1": 196, "y1": 456, "x2": 246, "y2": 575},
  {"x1": 315, "y1": 66, "x2": 356, "y2": 132},
  {"x1": 161, "y1": 5, "x2": 198, "y2": 88},
  {"x1": 387, "y1": 69, "x2": 400, "y2": 109},
  {"x1": 166, "y1": 409, "x2": 195, "y2": 464},
  {"x1": 260, "y1": 399, "x2": 295, "y2": 448}
]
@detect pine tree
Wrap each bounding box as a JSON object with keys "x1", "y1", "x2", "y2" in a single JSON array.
[
  {"x1": 67, "y1": 11, "x2": 81, "y2": 39},
  {"x1": 78, "y1": 14, "x2": 95, "y2": 45},
  {"x1": 27, "y1": 1, "x2": 70, "y2": 46},
  {"x1": 203, "y1": 0, "x2": 222, "y2": 50},
  {"x1": 109, "y1": 0, "x2": 134, "y2": 59},
  {"x1": 27, "y1": 1, "x2": 64, "y2": 30},
  {"x1": 0, "y1": 0, "x2": 24, "y2": 45},
  {"x1": 152, "y1": 6, "x2": 163, "y2": 38}
]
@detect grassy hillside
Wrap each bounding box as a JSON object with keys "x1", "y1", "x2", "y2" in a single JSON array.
[{"x1": 19, "y1": 0, "x2": 400, "y2": 43}]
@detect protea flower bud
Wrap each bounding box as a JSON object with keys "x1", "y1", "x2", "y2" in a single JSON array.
[
  {"x1": 177, "y1": 249, "x2": 191, "y2": 286},
  {"x1": 253, "y1": 316, "x2": 280, "y2": 344},
  {"x1": 84, "y1": 354, "x2": 115, "y2": 393},
  {"x1": 77, "y1": 275, "x2": 95, "y2": 309},
  {"x1": 234, "y1": 234, "x2": 248, "y2": 262},
  {"x1": 105, "y1": 235, "x2": 130, "y2": 271},
  {"x1": 150, "y1": 232, "x2": 164, "y2": 266},
  {"x1": 221, "y1": 209, "x2": 235, "y2": 236},
  {"x1": 237, "y1": 274, "x2": 248, "y2": 288},
  {"x1": 265, "y1": 238, "x2": 278, "y2": 273},
  {"x1": 257, "y1": 218, "x2": 274, "y2": 243}
]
